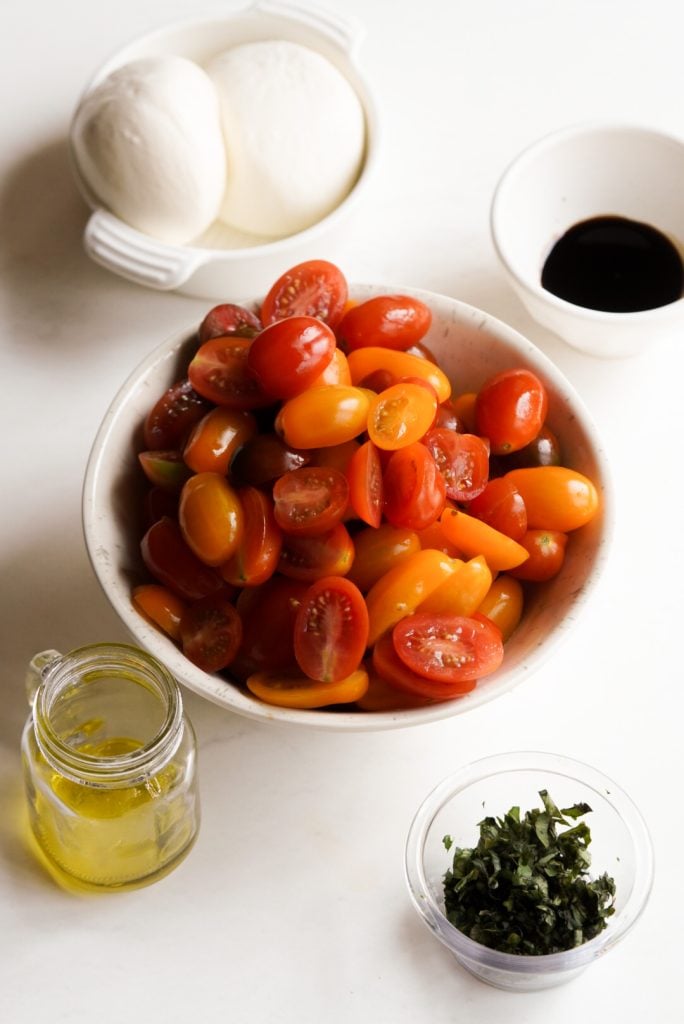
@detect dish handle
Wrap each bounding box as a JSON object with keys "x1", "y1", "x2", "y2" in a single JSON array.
[{"x1": 253, "y1": 0, "x2": 365, "y2": 57}]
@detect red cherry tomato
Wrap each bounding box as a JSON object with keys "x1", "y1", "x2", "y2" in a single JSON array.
[
  {"x1": 144, "y1": 487, "x2": 179, "y2": 527},
  {"x1": 475, "y1": 369, "x2": 548, "y2": 455},
  {"x1": 347, "y1": 440, "x2": 383, "y2": 528},
  {"x1": 144, "y1": 380, "x2": 212, "y2": 450},
  {"x1": 337, "y1": 295, "x2": 432, "y2": 352},
  {"x1": 423, "y1": 429, "x2": 490, "y2": 502},
  {"x1": 220, "y1": 487, "x2": 282, "y2": 586},
  {"x1": 233, "y1": 578, "x2": 308, "y2": 677},
  {"x1": 179, "y1": 592, "x2": 243, "y2": 672},
  {"x1": 510, "y1": 529, "x2": 568, "y2": 581},
  {"x1": 392, "y1": 612, "x2": 504, "y2": 684},
  {"x1": 273, "y1": 466, "x2": 349, "y2": 535},
  {"x1": 260, "y1": 260, "x2": 348, "y2": 328},
  {"x1": 467, "y1": 477, "x2": 527, "y2": 540},
  {"x1": 372, "y1": 629, "x2": 475, "y2": 700},
  {"x1": 188, "y1": 337, "x2": 271, "y2": 409},
  {"x1": 140, "y1": 517, "x2": 223, "y2": 601},
  {"x1": 294, "y1": 577, "x2": 369, "y2": 682},
  {"x1": 230, "y1": 433, "x2": 310, "y2": 488},
  {"x1": 198, "y1": 303, "x2": 261, "y2": 343},
  {"x1": 247, "y1": 316, "x2": 336, "y2": 399},
  {"x1": 383, "y1": 442, "x2": 446, "y2": 530},
  {"x1": 278, "y1": 522, "x2": 355, "y2": 581},
  {"x1": 432, "y1": 400, "x2": 466, "y2": 434}
]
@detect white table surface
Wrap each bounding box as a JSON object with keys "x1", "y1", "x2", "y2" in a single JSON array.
[{"x1": 2, "y1": 1, "x2": 683, "y2": 1020}]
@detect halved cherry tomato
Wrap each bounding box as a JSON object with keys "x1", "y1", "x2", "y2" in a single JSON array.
[
  {"x1": 233, "y1": 578, "x2": 308, "y2": 676},
  {"x1": 198, "y1": 303, "x2": 261, "y2": 342},
  {"x1": 141, "y1": 517, "x2": 223, "y2": 600},
  {"x1": 230, "y1": 433, "x2": 310, "y2": 487},
  {"x1": 276, "y1": 385, "x2": 370, "y2": 449},
  {"x1": 260, "y1": 260, "x2": 348, "y2": 328},
  {"x1": 467, "y1": 477, "x2": 527, "y2": 540},
  {"x1": 393, "y1": 612, "x2": 504, "y2": 684},
  {"x1": 423, "y1": 429, "x2": 489, "y2": 501},
  {"x1": 246, "y1": 667, "x2": 368, "y2": 709},
  {"x1": 294, "y1": 576, "x2": 369, "y2": 682},
  {"x1": 365, "y1": 548, "x2": 458, "y2": 645},
  {"x1": 337, "y1": 294, "x2": 432, "y2": 352},
  {"x1": 309, "y1": 348, "x2": 351, "y2": 387},
  {"x1": 188, "y1": 337, "x2": 271, "y2": 409},
  {"x1": 347, "y1": 524, "x2": 420, "y2": 592},
  {"x1": 383, "y1": 443, "x2": 446, "y2": 530},
  {"x1": 419, "y1": 555, "x2": 492, "y2": 616},
  {"x1": 368, "y1": 383, "x2": 438, "y2": 451},
  {"x1": 475, "y1": 369, "x2": 548, "y2": 455},
  {"x1": 132, "y1": 584, "x2": 187, "y2": 641},
  {"x1": 355, "y1": 661, "x2": 435, "y2": 711},
  {"x1": 440, "y1": 507, "x2": 529, "y2": 572},
  {"x1": 138, "y1": 451, "x2": 191, "y2": 492},
  {"x1": 144, "y1": 380, "x2": 212, "y2": 450},
  {"x1": 372, "y1": 630, "x2": 476, "y2": 700},
  {"x1": 432, "y1": 399, "x2": 466, "y2": 434},
  {"x1": 477, "y1": 575, "x2": 524, "y2": 641},
  {"x1": 278, "y1": 522, "x2": 355, "y2": 581},
  {"x1": 180, "y1": 592, "x2": 242, "y2": 672},
  {"x1": 510, "y1": 530, "x2": 568, "y2": 581},
  {"x1": 504, "y1": 467, "x2": 599, "y2": 532},
  {"x1": 183, "y1": 407, "x2": 256, "y2": 475},
  {"x1": 347, "y1": 440, "x2": 383, "y2": 527},
  {"x1": 273, "y1": 466, "x2": 349, "y2": 535},
  {"x1": 179, "y1": 473, "x2": 243, "y2": 566},
  {"x1": 246, "y1": 316, "x2": 336, "y2": 399},
  {"x1": 347, "y1": 348, "x2": 451, "y2": 403},
  {"x1": 414, "y1": 518, "x2": 462, "y2": 558},
  {"x1": 220, "y1": 487, "x2": 282, "y2": 586}
]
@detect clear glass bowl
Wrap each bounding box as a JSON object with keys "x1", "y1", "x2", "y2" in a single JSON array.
[{"x1": 405, "y1": 752, "x2": 654, "y2": 991}]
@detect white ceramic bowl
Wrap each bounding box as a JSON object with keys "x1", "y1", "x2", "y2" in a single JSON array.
[
  {"x1": 69, "y1": 1, "x2": 379, "y2": 299},
  {"x1": 82, "y1": 284, "x2": 613, "y2": 731},
  {"x1": 491, "y1": 122, "x2": 684, "y2": 358},
  {"x1": 405, "y1": 752, "x2": 654, "y2": 991}
]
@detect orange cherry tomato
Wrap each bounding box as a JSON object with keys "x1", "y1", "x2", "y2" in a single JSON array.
[
  {"x1": 414, "y1": 518, "x2": 462, "y2": 557},
  {"x1": 277, "y1": 385, "x2": 370, "y2": 449},
  {"x1": 393, "y1": 612, "x2": 504, "y2": 684},
  {"x1": 355, "y1": 662, "x2": 435, "y2": 711},
  {"x1": 510, "y1": 530, "x2": 568, "y2": 581},
  {"x1": 450, "y1": 392, "x2": 478, "y2": 433},
  {"x1": 439, "y1": 507, "x2": 529, "y2": 572},
  {"x1": 504, "y1": 467, "x2": 599, "y2": 532},
  {"x1": 347, "y1": 348, "x2": 451, "y2": 403},
  {"x1": 179, "y1": 592, "x2": 243, "y2": 672},
  {"x1": 183, "y1": 406, "x2": 257, "y2": 475},
  {"x1": 337, "y1": 294, "x2": 432, "y2": 351},
  {"x1": 246, "y1": 667, "x2": 368, "y2": 709},
  {"x1": 188, "y1": 337, "x2": 271, "y2": 410},
  {"x1": 246, "y1": 316, "x2": 336, "y2": 399},
  {"x1": 347, "y1": 524, "x2": 420, "y2": 592},
  {"x1": 309, "y1": 348, "x2": 352, "y2": 387},
  {"x1": 367, "y1": 382, "x2": 438, "y2": 451},
  {"x1": 419, "y1": 555, "x2": 492, "y2": 617},
  {"x1": 372, "y1": 630, "x2": 475, "y2": 700},
  {"x1": 365, "y1": 548, "x2": 459, "y2": 645},
  {"x1": 347, "y1": 440, "x2": 383, "y2": 527},
  {"x1": 179, "y1": 473, "x2": 244, "y2": 566},
  {"x1": 220, "y1": 487, "x2": 282, "y2": 586},
  {"x1": 477, "y1": 575, "x2": 524, "y2": 641},
  {"x1": 273, "y1": 466, "x2": 349, "y2": 536},
  {"x1": 467, "y1": 477, "x2": 527, "y2": 540},
  {"x1": 260, "y1": 259, "x2": 348, "y2": 328},
  {"x1": 309, "y1": 439, "x2": 360, "y2": 474},
  {"x1": 278, "y1": 522, "x2": 354, "y2": 582},
  {"x1": 294, "y1": 577, "x2": 369, "y2": 682},
  {"x1": 132, "y1": 584, "x2": 187, "y2": 641}
]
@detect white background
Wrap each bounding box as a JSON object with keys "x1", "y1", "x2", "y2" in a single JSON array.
[{"x1": 1, "y1": 1, "x2": 683, "y2": 1021}]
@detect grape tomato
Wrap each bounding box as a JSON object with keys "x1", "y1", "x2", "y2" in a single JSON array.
[{"x1": 261, "y1": 260, "x2": 348, "y2": 328}]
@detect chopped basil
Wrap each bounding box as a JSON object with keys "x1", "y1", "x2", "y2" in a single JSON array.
[{"x1": 442, "y1": 790, "x2": 616, "y2": 955}]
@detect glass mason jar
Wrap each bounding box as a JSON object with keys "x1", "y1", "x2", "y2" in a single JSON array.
[{"x1": 21, "y1": 643, "x2": 200, "y2": 891}]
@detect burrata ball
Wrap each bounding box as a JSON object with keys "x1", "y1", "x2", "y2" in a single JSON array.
[
  {"x1": 71, "y1": 55, "x2": 226, "y2": 245},
  {"x1": 207, "y1": 41, "x2": 366, "y2": 238}
]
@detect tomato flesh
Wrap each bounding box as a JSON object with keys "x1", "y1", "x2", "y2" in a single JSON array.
[
  {"x1": 180, "y1": 593, "x2": 242, "y2": 672},
  {"x1": 188, "y1": 337, "x2": 271, "y2": 409},
  {"x1": 347, "y1": 440, "x2": 383, "y2": 528},
  {"x1": 372, "y1": 630, "x2": 475, "y2": 700},
  {"x1": 198, "y1": 303, "x2": 261, "y2": 342},
  {"x1": 392, "y1": 612, "x2": 503, "y2": 684},
  {"x1": 423, "y1": 429, "x2": 489, "y2": 502},
  {"x1": 273, "y1": 466, "x2": 349, "y2": 535},
  {"x1": 260, "y1": 260, "x2": 348, "y2": 328},
  {"x1": 144, "y1": 380, "x2": 212, "y2": 450},
  {"x1": 294, "y1": 576, "x2": 369, "y2": 682}
]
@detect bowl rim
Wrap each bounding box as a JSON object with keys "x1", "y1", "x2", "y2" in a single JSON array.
[
  {"x1": 404, "y1": 750, "x2": 655, "y2": 974},
  {"x1": 82, "y1": 282, "x2": 614, "y2": 731},
  {"x1": 490, "y1": 119, "x2": 684, "y2": 325}
]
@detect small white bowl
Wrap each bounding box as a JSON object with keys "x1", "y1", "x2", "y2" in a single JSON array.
[
  {"x1": 405, "y1": 752, "x2": 654, "y2": 991},
  {"x1": 491, "y1": 122, "x2": 684, "y2": 358},
  {"x1": 69, "y1": 2, "x2": 379, "y2": 299},
  {"x1": 82, "y1": 284, "x2": 613, "y2": 731}
]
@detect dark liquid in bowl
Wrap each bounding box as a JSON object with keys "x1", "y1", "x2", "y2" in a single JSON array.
[{"x1": 541, "y1": 215, "x2": 684, "y2": 312}]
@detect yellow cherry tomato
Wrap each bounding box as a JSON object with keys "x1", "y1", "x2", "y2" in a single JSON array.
[
  {"x1": 367, "y1": 382, "x2": 438, "y2": 450},
  {"x1": 477, "y1": 575, "x2": 524, "y2": 641},
  {"x1": 504, "y1": 466, "x2": 600, "y2": 532},
  {"x1": 179, "y1": 472, "x2": 243, "y2": 566},
  {"x1": 277, "y1": 385, "x2": 370, "y2": 448},
  {"x1": 365, "y1": 548, "x2": 459, "y2": 645},
  {"x1": 132, "y1": 584, "x2": 187, "y2": 641},
  {"x1": 246, "y1": 667, "x2": 369, "y2": 709},
  {"x1": 347, "y1": 347, "x2": 451, "y2": 402},
  {"x1": 418, "y1": 555, "x2": 492, "y2": 616},
  {"x1": 439, "y1": 507, "x2": 529, "y2": 572}
]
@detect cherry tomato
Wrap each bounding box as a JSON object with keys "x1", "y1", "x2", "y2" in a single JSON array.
[
  {"x1": 141, "y1": 517, "x2": 223, "y2": 600},
  {"x1": 294, "y1": 577, "x2": 369, "y2": 682},
  {"x1": 230, "y1": 433, "x2": 310, "y2": 487},
  {"x1": 246, "y1": 667, "x2": 368, "y2": 709},
  {"x1": 273, "y1": 466, "x2": 349, "y2": 535},
  {"x1": 347, "y1": 348, "x2": 451, "y2": 403},
  {"x1": 419, "y1": 555, "x2": 492, "y2": 617},
  {"x1": 358, "y1": 369, "x2": 397, "y2": 393},
  {"x1": 467, "y1": 477, "x2": 527, "y2": 540},
  {"x1": 414, "y1": 518, "x2": 462, "y2": 558},
  {"x1": 233, "y1": 578, "x2": 308, "y2": 676},
  {"x1": 144, "y1": 486, "x2": 179, "y2": 526},
  {"x1": 309, "y1": 439, "x2": 360, "y2": 474},
  {"x1": 503, "y1": 424, "x2": 562, "y2": 469},
  {"x1": 404, "y1": 339, "x2": 439, "y2": 363},
  {"x1": 393, "y1": 612, "x2": 504, "y2": 684},
  {"x1": 347, "y1": 524, "x2": 420, "y2": 592},
  {"x1": 510, "y1": 530, "x2": 568, "y2": 581},
  {"x1": 368, "y1": 383, "x2": 438, "y2": 451},
  {"x1": 278, "y1": 522, "x2": 355, "y2": 581},
  {"x1": 188, "y1": 337, "x2": 271, "y2": 409},
  {"x1": 439, "y1": 507, "x2": 529, "y2": 572},
  {"x1": 179, "y1": 473, "x2": 244, "y2": 566},
  {"x1": 432, "y1": 399, "x2": 466, "y2": 434},
  {"x1": 355, "y1": 662, "x2": 435, "y2": 711},
  {"x1": 309, "y1": 348, "x2": 351, "y2": 387},
  {"x1": 450, "y1": 392, "x2": 477, "y2": 433},
  {"x1": 132, "y1": 584, "x2": 187, "y2": 641},
  {"x1": 198, "y1": 303, "x2": 261, "y2": 342},
  {"x1": 383, "y1": 443, "x2": 446, "y2": 530},
  {"x1": 144, "y1": 380, "x2": 212, "y2": 450},
  {"x1": 138, "y1": 451, "x2": 191, "y2": 492},
  {"x1": 477, "y1": 575, "x2": 524, "y2": 641},
  {"x1": 504, "y1": 467, "x2": 599, "y2": 532},
  {"x1": 276, "y1": 385, "x2": 370, "y2": 449},
  {"x1": 372, "y1": 630, "x2": 476, "y2": 700},
  {"x1": 220, "y1": 487, "x2": 282, "y2": 586},
  {"x1": 247, "y1": 316, "x2": 336, "y2": 399},
  {"x1": 183, "y1": 407, "x2": 256, "y2": 475},
  {"x1": 260, "y1": 260, "x2": 348, "y2": 328},
  {"x1": 423, "y1": 429, "x2": 489, "y2": 501},
  {"x1": 180, "y1": 592, "x2": 242, "y2": 672},
  {"x1": 347, "y1": 440, "x2": 383, "y2": 527},
  {"x1": 475, "y1": 369, "x2": 548, "y2": 455},
  {"x1": 365, "y1": 548, "x2": 458, "y2": 645},
  {"x1": 338, "y1": 295, "x2": 432, "y2": 352}
]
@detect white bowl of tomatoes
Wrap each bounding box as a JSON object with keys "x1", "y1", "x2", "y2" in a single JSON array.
[{"x1": 83, "y1": 259, "x2": 612, "y2": 730}]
